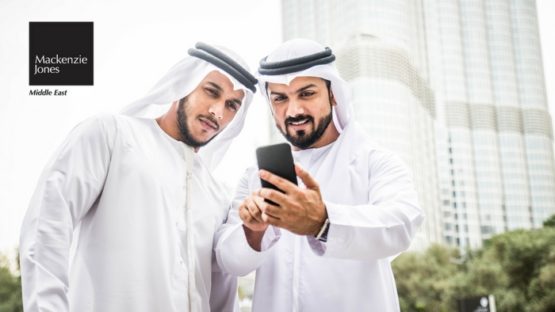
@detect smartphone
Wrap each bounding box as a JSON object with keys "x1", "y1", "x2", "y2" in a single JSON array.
[{"x1": 256, "y1": 143, "x2": 297, "y2": 196}]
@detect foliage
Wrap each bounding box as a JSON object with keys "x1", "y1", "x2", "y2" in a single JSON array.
[
  {"x1": 0, "y1": 253, "x2": 22, "y2": 312},
  {"x1": 393, "y1": 216, "x2": 555, "y2": 312},
  {"x1": 393, "y1": 244, "x2": 460, "y2": 311}
]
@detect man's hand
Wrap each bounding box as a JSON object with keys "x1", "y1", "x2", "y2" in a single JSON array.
[
  {"x1": 256, "y1": 164, "x2": 327, "y2": 236},
  {"x1": 239, "y1": 194, "x2": 270, "y2": 251},
  {"x1": 239, "y1": 194, "x2": 269, "y2": 232}
]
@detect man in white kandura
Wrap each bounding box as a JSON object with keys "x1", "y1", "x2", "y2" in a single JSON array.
[
  {"x1": 215, "y1": 38, "x2": 424, "y2": 311},
  {"x1": 19, "y1": 42, "x2": 258, "y2": 312}
]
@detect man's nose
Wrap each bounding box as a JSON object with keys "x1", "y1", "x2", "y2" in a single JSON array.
[
  {"x1": 208, "y1": 101, "x2": 225, "y2": 120},
  {"x1": 286, "y1": 98, "x2": 305, "y2": 117}
]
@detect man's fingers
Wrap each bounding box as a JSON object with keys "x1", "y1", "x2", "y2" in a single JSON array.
[
  {"x1": 257, "y1": 188, "x2": 288, "y2": 206},
  {"x1": 239, "y1": 204, "x2": 252, "y2": 223},
  {"x1": 261, "y1": 212, "x2": 281, "y2": 226},
  {"x1": 262, "y1": 204, "x2": 282, "y2": 219},
  {"x1": 259, "y1": 170, "x2": 297, "y2": 194},
  {"x1": 245, "y1": 197, "x2": 264, "y2": 223},
  {"x1": 254, "y1": 196, "x2": 281, "y2": 220},
  {"x1": 295, "y1": 164, "x2": 319, "y2": 190}
]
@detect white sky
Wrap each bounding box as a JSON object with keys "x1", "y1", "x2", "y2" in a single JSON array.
[{"x1": 0, "y1": 0, "x2": 554, "y2": 253}]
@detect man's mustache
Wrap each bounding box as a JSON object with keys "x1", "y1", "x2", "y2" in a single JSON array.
[
  {"x1": 199, "y1": 114, "x2": 220, "y2": 131},
  {"x1": 285, "y1": 115, "x2": 314, "y2": 125}
]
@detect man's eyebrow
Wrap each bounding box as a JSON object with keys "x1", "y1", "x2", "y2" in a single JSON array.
[
  {"x1": 269, "y1": 90, "x2": 286, "y2": 97},
  {"x1": 295, "y1": 84, "x2": 317, "y2": 94},
  {"x1": 206, "y1": 81, "x2": 223, "y2": 92},
  {"x1": 269, "y1": 84, "x2": 318, "y2": 96}
]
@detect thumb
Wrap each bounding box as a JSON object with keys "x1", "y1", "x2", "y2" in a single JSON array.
[{"x1": 295, "y1": 163, "x2": 319, "y2": 190}]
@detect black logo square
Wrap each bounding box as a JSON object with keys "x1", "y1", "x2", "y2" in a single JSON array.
[{"x1": 29, "y1": 22, "x2": 93, "y2": 86}]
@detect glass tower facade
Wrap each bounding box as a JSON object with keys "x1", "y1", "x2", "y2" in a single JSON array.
[
  {"x1": 281, "y1": 0, "x2": 443, "y2": 249},
  {"x1": 280, "y1": 0, "x2": 555, "y2": 250}
]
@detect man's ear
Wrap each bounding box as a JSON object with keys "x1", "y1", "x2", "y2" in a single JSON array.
[{"x1": 329, "y1": 90, "x2": 337, "y2": 106}]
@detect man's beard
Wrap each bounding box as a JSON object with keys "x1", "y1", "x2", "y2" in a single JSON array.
[
  {"x1": 177, "y1": 97, "x2": 219, "y2": 148},
  {"x1": 279, "y1": 109, "x2": 333, "y2": 149}
]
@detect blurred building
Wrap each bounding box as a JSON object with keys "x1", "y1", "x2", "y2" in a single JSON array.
[{"x1": 279, "y1": 0, "x2": 555, "y2": 250}]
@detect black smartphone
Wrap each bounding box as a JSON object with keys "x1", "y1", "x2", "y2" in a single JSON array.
[{"x1": 256, "y1": 143, "x2": 297, "y2": 195}]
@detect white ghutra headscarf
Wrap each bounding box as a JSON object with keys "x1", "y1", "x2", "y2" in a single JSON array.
[
  {"x1": 121, "y1": 42, "x2": 257, "y2": 170},
  {"x1": 256, "y1": 38, "x2": 353, "y2": 133}
]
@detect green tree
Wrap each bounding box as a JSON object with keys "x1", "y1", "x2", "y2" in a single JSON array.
[
  {"x1": 543, "y1": 214, "x2": 555, "y2": 228},
  {"x1": 393, "y1": 218, "x2": 555, "y2": 312},
  {"x1": 393, "y1": 244, "x2": 460, "y2": 312},
  {"x1": 0, "y1": 252, "x2": 22, "y2": 312},
  {"x1": 459, "y1": 227, "x2": 555, "y2": 312}
]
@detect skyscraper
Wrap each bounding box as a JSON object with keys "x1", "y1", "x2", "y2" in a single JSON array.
[
  {"x1": 280, "y1": 0, "x2": 555, "y2": 250},
  {"x1": 280, "y1": 0, "x2": 443, "y2": 249},
  {"x1": 430, "y1": 0, "x2": 555, "y2": 249}
]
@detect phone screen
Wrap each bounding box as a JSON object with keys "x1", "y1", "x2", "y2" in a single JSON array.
[{"x1": 256, "y1": 143, "x2": 297, "y2": 195}]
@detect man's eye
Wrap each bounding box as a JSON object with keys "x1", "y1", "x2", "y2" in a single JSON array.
[
  {"x1": 272, "y1": 95, "x2": 286, "y2": 103},
  {"x1": 300, "y1": 91, "x2": 315, "y2": 97},
  {"x1": 206, "y1": 88, "x2": 219, "y2": 97},
  {"x1": 226, "y1": 101, "x2": 239, "y2": 112}
]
